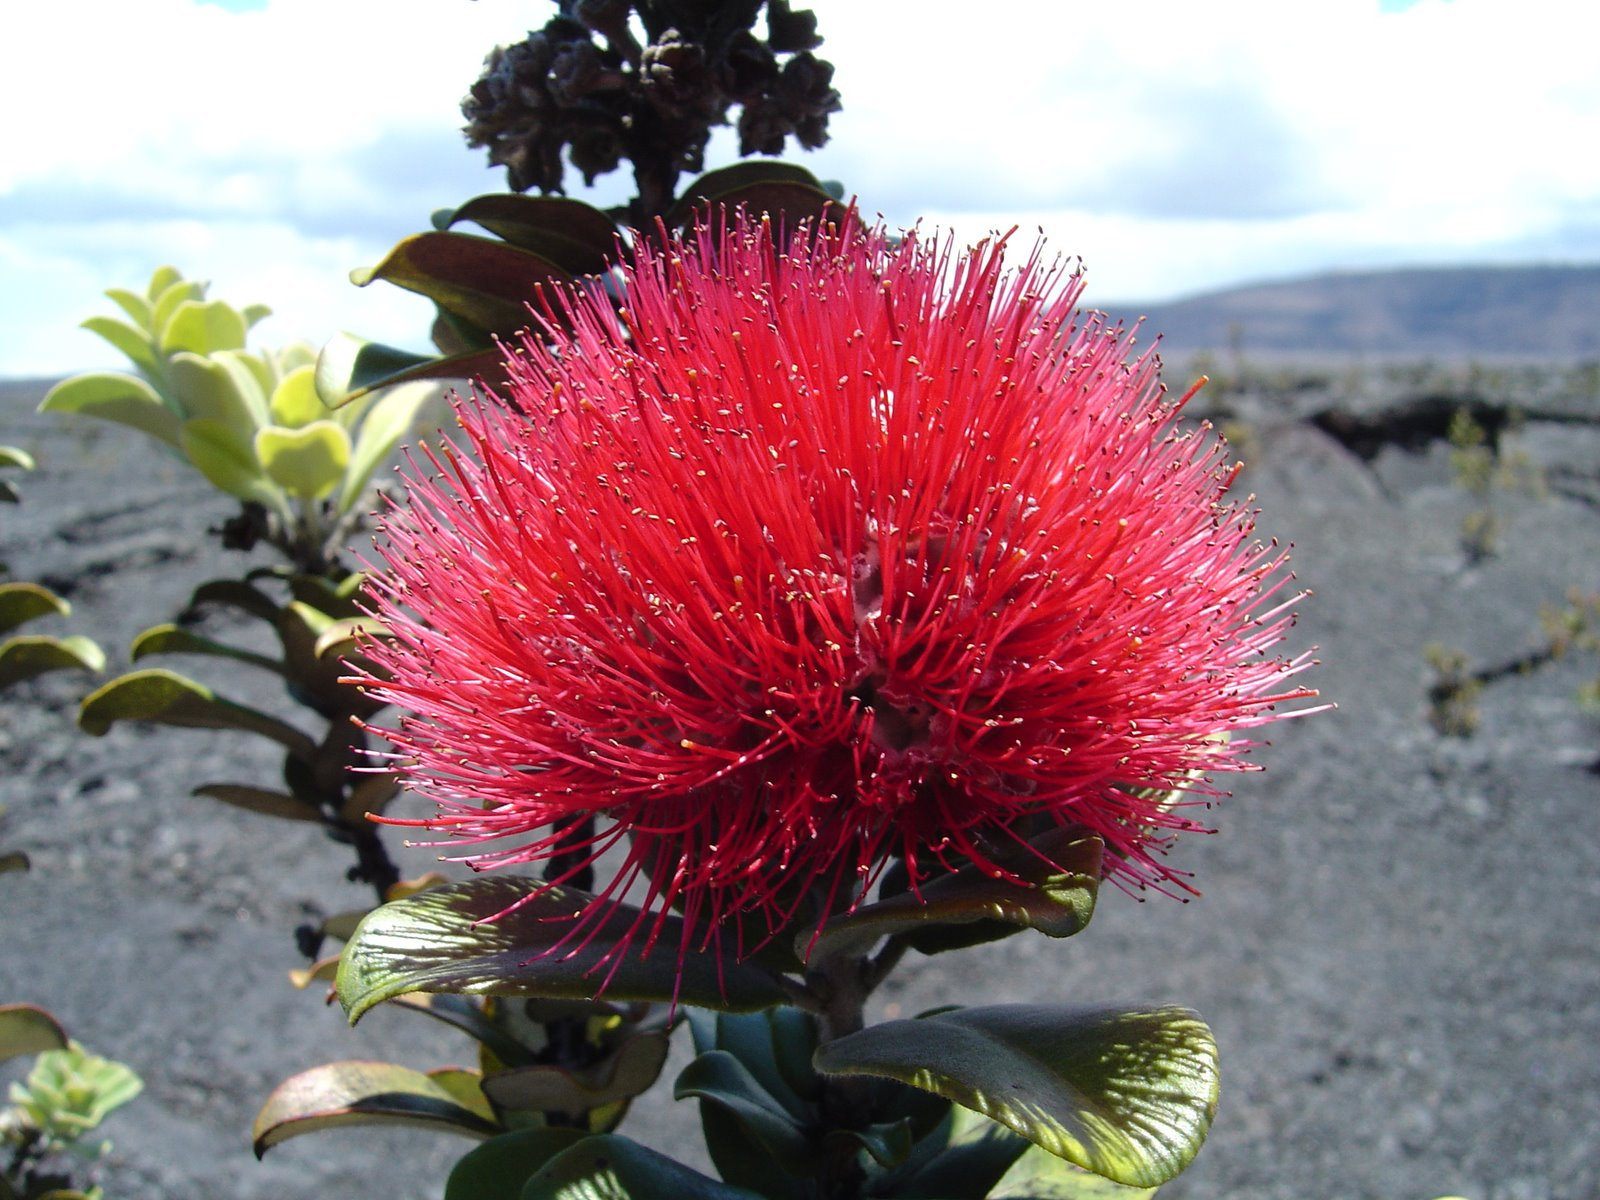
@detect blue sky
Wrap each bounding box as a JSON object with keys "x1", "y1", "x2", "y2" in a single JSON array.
[{"x1": 3, "y1": 0, "x2": 1596, "y2": 377}]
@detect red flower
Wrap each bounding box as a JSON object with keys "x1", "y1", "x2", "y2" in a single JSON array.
[{"x1": 362, "y1": 213, "x2": 1316, "y2": 963}]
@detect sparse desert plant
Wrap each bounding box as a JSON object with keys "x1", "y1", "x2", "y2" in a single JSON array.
[{"x1": 1446, "y1": 405, "x2": 1544, "y2": 563}]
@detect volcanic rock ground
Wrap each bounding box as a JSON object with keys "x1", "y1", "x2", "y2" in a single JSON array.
[{"x1": 3, "y1": 359, "x2": 1598, "y2": 1200}]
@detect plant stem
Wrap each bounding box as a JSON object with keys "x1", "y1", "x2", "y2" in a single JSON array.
[{"x1": 810, "y1": 950, "x2": 875, "y2": 1197}]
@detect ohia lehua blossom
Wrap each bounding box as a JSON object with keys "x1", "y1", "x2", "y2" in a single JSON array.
[{"x1": 360, "y1": 211, "x2": 1316, "y2": 961}]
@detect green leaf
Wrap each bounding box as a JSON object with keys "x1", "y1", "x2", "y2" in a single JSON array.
[
  {"x1": 674, "y1": 1050, "x2": 815, "y2": 1177},
  {"x1": 0, "y1": 581, "x2": 70, "y2": 635},
  {"x1": 823, "y1": 1119, "x2": 915, "y2": 1170},
  {"x1": 274, "y1": 601, "x2": 373, "y2": 716},
  {"x1": 313, "y1": 614, "x2": 387, "y2": 662},
  {"x1": 314, "y1": 331, "x2": 505, "y2": 405},
  {"x1": 256, "y1": 420, "x2": 351, "y2": 500},
  {"x1": 80, "y1": 314, "x2": 160, "y2": 377},
  {"x1": 335, "y1": 877, "x2": 791, "y2": 1023},
  {"x1": 242, "y1": 302, "x2": 273, "y2": 329},
  {"x1": 0, "y1": 851, "x2": 28, "y2": 874},
  {"x1": 990, "y1": 1143, "x2": 1161, "y2": 1199},
  {"x1": 146, "y1": 265, "x2": 185, "y2": 301},
  {"x1": 268, "y1": 363, "x2": 329, "y2": 427},
  {"x1": 0, "y1": 1004, "x2": 70, "y2": 1063},
  {"x1": 0, "y1": 635, "x2": 106, "y2": 688},
  {"x1": 150, "y1": 277, "x2": 206, "y2": 335},
  {"x1": 519, "y1": 1133, "x2": 766, "y2": 1200},
  {"x1": 441, "y1": 195, "x2": 620, "y2": 275},
  {"x1": 78, "y1": 668, "x2": 316, "y2": 759},
  {"x1": 691, "y1": 1010, "x2": 812, "y2": 1118},
  {"x1": 0, "y1": 444, "x2": 35, "y2": 471},
  {"x1": 191, "y1": 783, "x2": 324, "y2": 823},
  {"x1": 278, "y1": 339, "x2": 318, "y2": 372},
  {"x1": 812, "y1": 1005, "x2": 1218, "y2": 1189},
  {"x1": 351, "y1": 231, "x2": 571, "y2": 335},
  {"x1": 228, "y1": 347, "x2": 279, "y2": 402},
  {"x1": 669, "y1": 162, "x2": 836, "y2": 231},
  {"x1": 159, "y1": 297, "x2": 248, "y2": 356},
  {"x1": 685, "y1": 1009, "x2": 815, "y2": 1198},
  {"x1": 695, "y1": 1099, "x2": 807, "y2": 1200},
  {"x1": 286, "y1": 570, "x2": 368, "y2": 617},
  {"x1": 168, "y1": 351, "x2": 267, "y2": 428},
  {"x1": 131, "y1": 623, "x2": 284, "y2": 674},
  {"x1": 807, "y1": 828, "x2": 1102, "y2": 963},
  {"x1": 482, "y1": 1031, "x2": 670, "y2": 1116},
  {"x1": 879, "y1": 1105, "x2": 1031, "y2": 1199},
  {"x1": 104, "y1": 286, "x2": 154, "y2": 330},
  {"x1": 446, "y1": 1127, "x2": 589, "y2": 1200},
  {"x1": 186, "y1": 577, "x2": 281, "y2": 624},
  {"x1": 336, "y1": 379, "x2": 437, "y2": 514},
  {"x1": 179, "y1": 417, "x2": 280, "y2": 508},
  {"x1": 252, "y1": 1061, "x2": 499, "y2": 1157},
  {"x1": 38, "y1": 372, "x2": 181, "y2": 447},
  {"x1": 767, "y1": 1007, "x2": 825, "y2": 1106}
]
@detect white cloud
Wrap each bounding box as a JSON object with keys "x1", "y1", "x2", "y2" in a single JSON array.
[{"x1": 2, "y1": 0, "x2": 1597, "y2": 375}]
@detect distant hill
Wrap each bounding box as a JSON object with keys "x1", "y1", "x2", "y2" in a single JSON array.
[{"x1": 1115, "y1": 264, "x2": 1600, "y2": 358}]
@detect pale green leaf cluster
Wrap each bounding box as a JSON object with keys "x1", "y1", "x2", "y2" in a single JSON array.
[
  {"x1": 39, "y1": 267, "x2": 438, "y2": 563},
  {"x1": 2, "y1": 1040, "x2": 142, "y2": 1160}
]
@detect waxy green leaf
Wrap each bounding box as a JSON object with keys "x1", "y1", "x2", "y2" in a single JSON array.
[
  {"x1": 191, "y1": 783, "x2": 323, "y2": 823},
  {"x1": 674, "y1": 1050, "x2": 815, "y2": 1177},
  {"x1": 38, "y1": 372, "x2": 181, "y2": 447},
  {"x1": 668, "y1": 161, "x2": 836, "y2": 231},
  {"x1": 0, "y1": 635, "x2": 106, "y2": 688},
  {"x1": 877, "y1": 1104, "x2": 1030, "y2": 1199},
  {"x1": 150, "y1": 278, "x2": 206, "y2": 335},
  {"x1": 103, "y1": 286, "x2": 153, "y2": 329},
  {"x1": 335, "y1": 379, "x2": 437, "y2": 514},
  {"x1": 159, "y1": 297, "x2": 248, "y2": 356},
  {"x1": 991, "y1": 1143, "x2": 1161, "y2": 1199},
  {"x1": 0, "y1": 581, "x2": 70, "y2": 635},
  {"x1": 252, "y1": 1060, "x2": 498, "y2": 1156},
  {"x1": 179, "y1": 417, "x2": 279, "y2": 507},
  {"x1": 256, "y1": 420, "x2": 352, "y2": 500},
  {"x1": 79, "y1": 668, "x2": 316, "y2": 759},
  {"x1": 520, "y1": 1134, "x2": 767, "y2": 1200},
  {"x1": 440, "y1": 194, "x2": 620, "y2": 275},
  {"x1": 131, "y1": 623, "x2": 284, "y2": 674},
  {"x1": 336, "y1": 877, "x2": 791, "y2": 1022},
  {"x1": 813, "y1": 1005, "x2": 1218, "y2": 1188},
  {"x1": 186, "y1": 578, "x2": 281, "y2": 624},
  {"x1": 445, "y1": 1127, "x2": 589, "y2": 1200},
  {"x1": 314, "y1": 332, "x2": 504, "y2": 405},
  {"x1": 147, "y1": 265, "x2": 184, "y2": 300},
  {"x1": 482, "y1": 1030, "x2": 670, "y2": 1115},
  {"x1": 268, "y1": 364, "x2": 330, "y2": 427},
  {"x1": 351, "y1": 231, "x2": 571, "y2": 336},
  {"x1": 81, "y1": 314, "x2": 160, "y2": 377},
  {"x1": 168, "y1": 351, "x2": 267, "y2": 429},
  {"x1": 0, "y1": 1004, "x2": 70, "y2": 1063},
  {"x1": 807, "y1": 828, "x2": 1102, "y2": 963}
]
